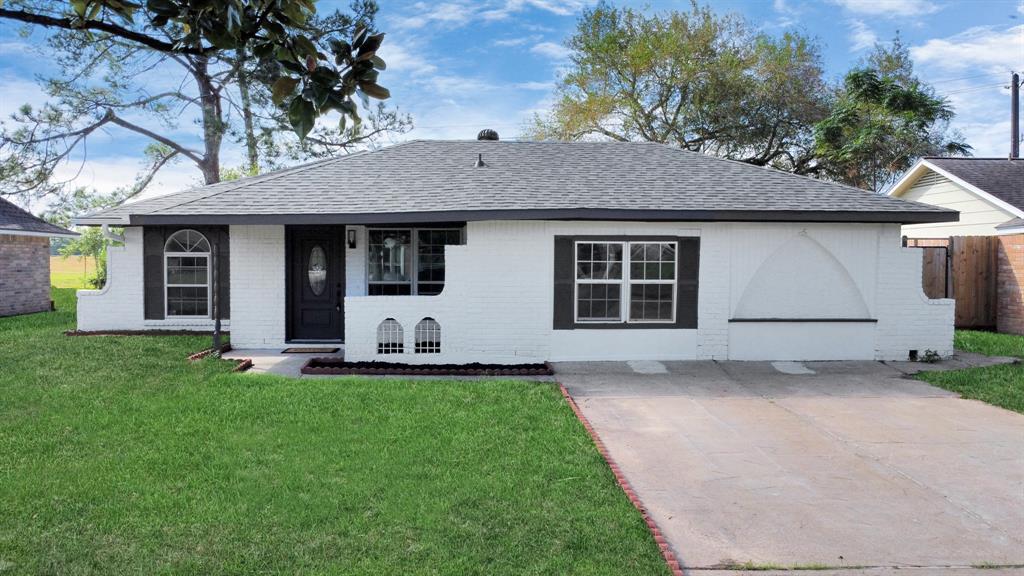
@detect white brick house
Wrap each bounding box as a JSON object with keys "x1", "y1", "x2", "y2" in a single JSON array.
[{"x1": 74, "y1": 137, "x2": 959, "y2": 362}]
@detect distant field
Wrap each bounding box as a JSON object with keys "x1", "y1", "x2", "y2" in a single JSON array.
[{"x1": 50, "y1": 255, "x2": 94, "y2": 289}]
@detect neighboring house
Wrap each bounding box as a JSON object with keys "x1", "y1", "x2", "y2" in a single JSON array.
[
  {"x1": 0, "y1": 197, "x2": 78, "y2": 317},
  {"x1": 889, "y1": 157, "x2": 1024, "y2": 335},
  {"x1": 74, "y1": 136, "x2": 958, "y2": 362},
  {"x1": 888, "y1": 157, "x2": 1024, "y2": 238}
]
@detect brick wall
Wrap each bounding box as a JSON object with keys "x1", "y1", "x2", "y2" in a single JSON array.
[
  {"x1": 997, "y1": 233, "x2": 1024, "y2": 335},
  {"x1": 229, "y1": 225, "x2": 286, "y2": 347},
  {"x1": 0, "y1": 234, "x2": 51, "y2": 317}
]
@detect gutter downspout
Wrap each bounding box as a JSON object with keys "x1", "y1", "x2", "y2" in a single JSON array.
[{"x1": 101, "y1": 224, "x2": 125, "y2": 243}]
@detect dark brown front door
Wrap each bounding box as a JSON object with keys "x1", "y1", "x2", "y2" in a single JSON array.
[{"x1": 287, "y1": 227, "x2": 345, "y2": 341}]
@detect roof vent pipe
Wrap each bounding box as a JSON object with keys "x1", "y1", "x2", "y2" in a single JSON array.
[
  {"x1": 474, "y1": 153, "x2": 487, "y2": 168},
  {"x1": 477, "y1": 129, "x2": 499, "y2": 141}
]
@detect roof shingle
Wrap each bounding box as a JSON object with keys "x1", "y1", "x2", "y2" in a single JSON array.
[
  {"x1": 77, "y1": 141, "x2": 958, "y2": 225},
  {"x1": 924, "y1": 157, "x2": 1024, "y2": 211},
  {"x1": 1, "y1": 197, "x2": 77, "y2": 237}
]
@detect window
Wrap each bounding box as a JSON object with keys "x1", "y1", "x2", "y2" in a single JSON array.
[
  {"x1": 367, "y1": 228, "x2": 462, "y2": 296},
  {"x1": 165, "y1": 229, "x2": 211, "y2": 317},
  {"x1": 575, "y1": 242, "x2": 623, "y2": 321},
  {"x1": 377, "y1": 318, "x2": 404, "y2": 354},
  {"x1": 574, "y1": 240, "x2": 677, "y2": 324},
  {"x1": 415, "y1": 317, "x2": 441, "y2": 354}
]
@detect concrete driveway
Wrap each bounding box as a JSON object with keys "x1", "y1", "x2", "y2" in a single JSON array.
[{"x1": 557, "y1": 360, "x2": 1024, "y2": 575}]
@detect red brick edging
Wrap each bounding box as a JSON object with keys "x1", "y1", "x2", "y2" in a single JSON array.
[
  {"x1": 186, "y1": 344, "x2": 252, "y2": 372},
  {"x1": 558, "y1": 383, "x2": 685, "y2": 576},
  {"x1": 186, "y1": 344, "x2": 233, "y2": 361}
]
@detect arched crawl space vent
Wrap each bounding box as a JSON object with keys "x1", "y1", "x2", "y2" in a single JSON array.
[
  {"x1": 415, "y1": 318, "x2": 441, "y2": 354},
  {"x1": 377, "y1": 318, "x2": 404, "y2": 354},
  {"x1": 734, "y1": 234, "x2": 870, "y2": 319}
]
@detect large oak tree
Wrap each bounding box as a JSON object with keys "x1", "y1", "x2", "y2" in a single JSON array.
[{"x1": 527, "y1": 1, "x2": 830, "y2": 174}]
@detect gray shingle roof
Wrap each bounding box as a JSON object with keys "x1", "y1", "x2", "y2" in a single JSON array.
[
  {"x1": 77, "y1": 141, "x2": 957, "y2": 225},
  {"x1": 0, "y1": 197, "x2": 77, "y2": 237},
  {"x1": 925, "y1": 157, "x2": 1024, "y2": 211}
]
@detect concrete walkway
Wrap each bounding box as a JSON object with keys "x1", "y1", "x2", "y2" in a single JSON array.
[{"x1": 556, "y1": 359, "x2": 1024, "y2": 574}]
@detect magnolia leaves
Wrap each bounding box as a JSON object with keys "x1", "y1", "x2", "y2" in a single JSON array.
[
  {"x1": 270, "y1": 26, "x2": 391, "y2": 140},
  {"x1": 63, "y1": 0, "x2": 389, "y2": 140}
]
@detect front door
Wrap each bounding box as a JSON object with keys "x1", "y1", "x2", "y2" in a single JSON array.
[{"x1": 288, "y1": 227, "x2": 345, "y2": 341}]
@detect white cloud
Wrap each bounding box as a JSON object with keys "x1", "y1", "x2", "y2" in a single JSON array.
[
  {"x1": 377, "y1": 41, "x2": 438, "y2": 76},
  {"x1": 0, "y1": 75, "x2": 48, "y2": 119},
  {"x1": 388, "y1": 0, "x2": 583, "y2": 31},
  {"x1": 848, "y1": 20, "x2": 878, "y2": 51},
  {"x1": 391, "y1": 2, "x2": 474, "y2": 30},
  {"x1": 910, "y1": 25, "x2": 1024, "y2": 72},
  {"x1": 49, "y1": 155, "x2": 202, "y2": 199},
  {"x1": 514, "y1": 81, "x2": 555, "y2": 90},
  {"x1": 530, "y1": 41, "x2": 572, "y2": 60},
  {"x1": 494, "y1": 37, "x2": 533, "y2": 47},
  {"x1": 828, "y1": 0, "x2": 940, "y2": 17},
  {"x1": 909, "y1": 25, "x2": 1023, "y2": 157}
]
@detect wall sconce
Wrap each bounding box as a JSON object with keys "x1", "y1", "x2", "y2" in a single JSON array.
[{"x1": 347, "y1": 228, "x2": 357, "y2": 249}]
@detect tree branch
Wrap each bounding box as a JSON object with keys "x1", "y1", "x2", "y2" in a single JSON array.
[
  {"x1": 0, "y1": 8, "x2": 209, "y2": 55},
  {"x1": 106, "y1": 111, "x2": 204, "y2": 164}
]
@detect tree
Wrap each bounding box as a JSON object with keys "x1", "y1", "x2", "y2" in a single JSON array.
[
  {"x1": 526, "y1": 1, "x2": 831, "y2": 174},
  {"x1": 814, "y1": 38, "x2": 971, "y2": 191},
  {"x1": 47, "y1": 187, "x2": 129, "y2": 288},
  {"x1": 0, "y1": 0, "x2": 404, "y2": 205}
]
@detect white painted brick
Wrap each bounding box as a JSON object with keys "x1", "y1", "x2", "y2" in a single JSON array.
[{"x1": 229, "y1": 225, "x2": 286, "y2": 347}]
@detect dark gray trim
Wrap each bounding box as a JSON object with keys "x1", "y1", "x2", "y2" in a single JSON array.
[
  {"x1": 126, "y1": 207, "x2": 958, "y2": 226},
  {"x1": 143, "y1": 225, "x2": 230, "y2": 321},
  {"x1": 553, "y1": 235, "x2": 700, "y2": 330},
  {"x1": 729, "y1": 318, "x2": 878, "y2": 323}
]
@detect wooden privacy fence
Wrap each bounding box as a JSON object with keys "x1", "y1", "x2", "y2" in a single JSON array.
[{"x1": 905, "y1": 236, "x2": 999, "y2": 330}]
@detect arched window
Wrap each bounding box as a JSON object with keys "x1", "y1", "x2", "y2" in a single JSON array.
[
  {"x1": 165, "y1": 229, "x2": 211, "y2": 317},
  {"x1": 415, "y1": 318, "x2": 441, "y2": 354},
  {"x1": 377, "y1": 318, "x2": 404, "y2": 354}
]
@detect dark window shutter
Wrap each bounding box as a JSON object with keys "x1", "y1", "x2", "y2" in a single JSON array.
[
  {"x1": 212, "y1": 227, "x2": 230, "y2": 320},
  {"x1": 553, "y1": 236, "x2": 575, "y2": 330},
  {"x1": 676, "y1": 236, "x2": 700, "y2": 329},
  {"x1": 143, "y1": 227, "x2": 165, "y2": 320}
]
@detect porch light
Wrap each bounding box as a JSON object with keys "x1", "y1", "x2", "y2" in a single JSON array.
[{"x1": 347, "y1": 228, "x2": 357, "y2": 249}]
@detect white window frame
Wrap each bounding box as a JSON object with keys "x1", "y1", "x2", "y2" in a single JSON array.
[
  {"x1": 366, "y1": 227, "x2": 464, "y2": 296},
  {"x1": 573, "y1": 240, "x2": 678, "y2": 325},
  {"x1": 164, "y1": 229, "x2": 212, "y2": 319}
]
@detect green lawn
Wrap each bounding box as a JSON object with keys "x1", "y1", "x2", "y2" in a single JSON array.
[
  {"x1": 916, "y1": 330, "x2": 1024, "y2": 415},
  {"x1": 0, "y1": 289, "x2": 668, "y2": 575}
]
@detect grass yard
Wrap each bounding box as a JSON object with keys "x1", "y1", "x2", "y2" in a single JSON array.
[
  {"x1": 50, "y1": 255, "x2": 96, "y2": 288},
  {"x1": 916, "y1": 330, "x2": 1024, "y2": 415},
  {"x1": 0, "y1": 289, "x2": 668, "y2": 575}
]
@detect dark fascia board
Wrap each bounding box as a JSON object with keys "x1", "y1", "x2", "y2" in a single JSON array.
[{"x1": 125, "y1": 208, "x2": 959, "y2": 226}]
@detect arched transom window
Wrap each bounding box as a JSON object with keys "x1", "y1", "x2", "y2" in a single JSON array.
[{"x1": 165, "y1": 229, "x2": 211, "y2": 317}]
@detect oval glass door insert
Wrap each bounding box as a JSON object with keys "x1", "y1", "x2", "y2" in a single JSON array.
[{"x1": 308, "y1": 245, "x2": 327, "y2": 296}]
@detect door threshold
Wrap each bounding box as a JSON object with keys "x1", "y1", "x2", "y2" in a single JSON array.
[{"x1": 287, "y1": 340, "x2": 344, "y2": 344}]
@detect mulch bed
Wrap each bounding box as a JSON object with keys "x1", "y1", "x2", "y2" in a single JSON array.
[{"x1": 301, "y1": 358, "x2": 554, "y2": 376}]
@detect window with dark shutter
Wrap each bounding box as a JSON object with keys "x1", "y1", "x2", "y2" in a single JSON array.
[{"x1": 553, "y1": 235, "x2": 699, "y2": 330}]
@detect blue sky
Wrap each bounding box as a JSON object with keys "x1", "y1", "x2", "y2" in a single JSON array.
[{"x1": 1, "y1": 0, "x2": 1022, "y2": 202}]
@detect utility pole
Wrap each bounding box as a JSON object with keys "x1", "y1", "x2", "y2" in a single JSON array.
[{"x1": 1012, "y1": 71, "x2": 1020, "y2": 159}]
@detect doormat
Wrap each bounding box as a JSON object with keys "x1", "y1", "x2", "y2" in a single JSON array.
[
  {"x1": 282, "y1": 347, "x2": 340, "y2": 354},
  {"x1": 301, "y1": 358, "x2": 553, "y2": 376}
]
